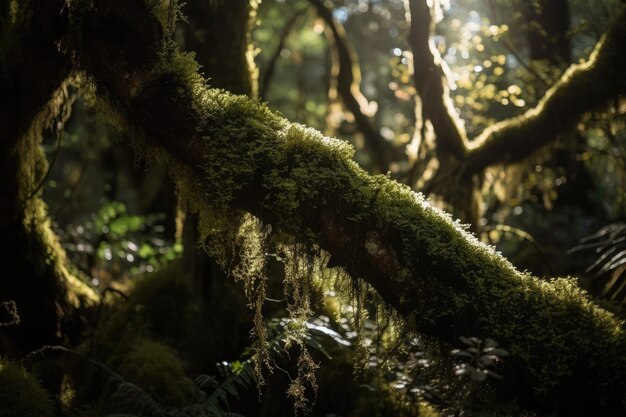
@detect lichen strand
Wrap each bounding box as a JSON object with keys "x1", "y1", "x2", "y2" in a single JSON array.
[{"x1": 231, "y1": 214, "x2": 271, "y2": 382}]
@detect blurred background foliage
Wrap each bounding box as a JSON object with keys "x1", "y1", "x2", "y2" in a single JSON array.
[{"x1": 24, "y1": 0, "x2": 625, "y2": 416}]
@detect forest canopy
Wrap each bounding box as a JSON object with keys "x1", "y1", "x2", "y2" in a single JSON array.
[{"x1": 1, "y1": 1, "x2": 625, "y2": 417}]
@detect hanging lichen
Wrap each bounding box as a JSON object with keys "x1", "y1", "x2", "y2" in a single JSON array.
[{"x1": 230, "y1": 213, "x2": 271, "y2": 383}]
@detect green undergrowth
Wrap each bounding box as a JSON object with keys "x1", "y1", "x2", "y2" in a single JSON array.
[
  {"x1": 117, "y1": 338, "x2": 200, "y2": 407},
  {"x1": 0, "y1": 359, "x2": 55, "y2": 417}
]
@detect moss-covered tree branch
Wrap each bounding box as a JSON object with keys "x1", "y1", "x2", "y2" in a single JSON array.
[{"x1": 72, "y1": 1, "x2": 626, "y2": 415}]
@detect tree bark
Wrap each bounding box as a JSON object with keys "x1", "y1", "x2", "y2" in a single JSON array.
[
  {"x1": 181, "y1": 0, "x2": 259, "y2": 97},
  {"x1": 70, "y1": 1, "x2": 626, "y2": 415},
  {"x1": 406, "y1": 0, "x2": 468, "y2": 161},
  {"x1": 0, "y1": 0, "x2": 98, "y2": 358}
]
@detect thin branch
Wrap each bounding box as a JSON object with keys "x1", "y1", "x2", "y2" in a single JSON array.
[
  {"x1": 406, "y1": 0, "x2": 469, "y2": 160},
  {"x1": 466, "y1": 5, "x2": 626, "y2": 173},
  {"x1": 310, "y1": 0, "x2": 397, "y2": 173},
  {"x1": 259, "y1": 8, "x2": 307, "y2": 100},
  {"x1": 406, "y1": 0, "x2": 626, "y2": 175}
]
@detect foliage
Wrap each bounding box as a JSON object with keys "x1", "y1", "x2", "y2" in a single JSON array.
[
  {"x1": 0, "y1": 359, "x2": 55, "y2": 417},
  {"x1": 57, "y1": 200, "x2": 181, "y2": 287},
  {"x1": 117, "y1": 339, "x2": 201, "y2": 407},
  {"x1": 570, "y1": 222, "x2": 626, "y2": 310}
]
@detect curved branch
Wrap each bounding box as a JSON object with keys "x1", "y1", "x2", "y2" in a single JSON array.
[
  {"x1": 406, "y1": 0, "x2": 469, "y2": 160},
  {"x1": 310, "y1": 0, "x2": 397, "y2": 173},
  {"x1": 406, "y1": 0, "x2": 626, "y2": 175},
  {"x1": 465, "y1": 6, "x2": 626, "y2": 173},
  {"x1": 75, "y1": 1, "x2": 626, "y2": 414},
  {"x1": 259, "y1": 8, "x2": 307, "y2": 100}
]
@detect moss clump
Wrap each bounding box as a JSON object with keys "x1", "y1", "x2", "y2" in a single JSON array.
[
  {"x1": 117, "y1": 338, "x2": 199, "y2": 407},
  {"x1": 0, "y1": 359, "x2": 55, "y2": 417},
  {"x1": 86, "y1": 263, "x2": 207, "y2": 369}
]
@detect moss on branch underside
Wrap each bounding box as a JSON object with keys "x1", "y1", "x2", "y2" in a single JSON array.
[{"x1": 70, "y1": 0, "x2": 626, "y2": 414}]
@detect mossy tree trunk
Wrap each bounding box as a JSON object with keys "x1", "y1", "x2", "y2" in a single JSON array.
[
  {"x1": 0, "y1": 0, "x2": 93, "y2": 358},
  {"x1": 182, "y1": 0, "x2": 259, "y2": 98},
  {"x1": 3, "y1": 0, "x2": 626, "y2": 415}
]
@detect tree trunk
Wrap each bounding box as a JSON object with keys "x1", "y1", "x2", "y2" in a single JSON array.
[
  {"x1": 0, "y1": 0, "x2": 97, "y2": 358},
  {"x1": 181, "y1": 0, "x2": 259, "y2": 97}
]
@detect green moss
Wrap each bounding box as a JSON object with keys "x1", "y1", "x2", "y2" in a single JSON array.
[
  {"x1": 127, "y1": 63, "x2": 626, "y2": 403},
  {"x1": 179, "y1": 81, "x2": 625, "y2": 407},
  {"x1": 86, "y1": 264, "x2": 197, "y2": 368},
  {"x1": 0, "y1": 360, "x2": 55, "y2": 417},
  {"x1": 117, "y1": 338, "x2": 199, "y2": 407}
]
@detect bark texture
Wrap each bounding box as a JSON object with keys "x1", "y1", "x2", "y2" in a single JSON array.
[{"x1": 181, "y1": 0, "x2": 259, "y2": 97}]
